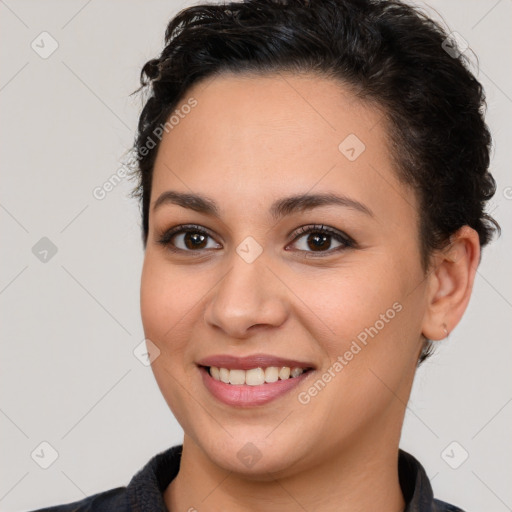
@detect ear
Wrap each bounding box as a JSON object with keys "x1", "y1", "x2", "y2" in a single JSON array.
[{"x1": 421, "y1": 226, "x2": 481, "y2": 341}]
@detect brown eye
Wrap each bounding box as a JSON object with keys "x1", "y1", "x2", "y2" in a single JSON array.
[
  {"x1": 288, "y1": 224, "x2": 354, "y2": 255},
  {"x1": 181, "y1": 232, "x2": 208, "y2": 250},
  {"x1": 157, "y1": 225, "x2": 221, "y2": 252}
]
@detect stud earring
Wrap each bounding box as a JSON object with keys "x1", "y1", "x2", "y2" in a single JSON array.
[{"x1": 442, "y1": 323, "x2": 449, "y2": 337}]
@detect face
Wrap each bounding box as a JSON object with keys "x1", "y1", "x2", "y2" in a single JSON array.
[{"x1": 140, "y1": 72, "x2": 429, "y2": 477}]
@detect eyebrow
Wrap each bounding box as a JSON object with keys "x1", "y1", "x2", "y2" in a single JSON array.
[{"x1": 152, "y1": 190, "x2": 374, "y2": 220}]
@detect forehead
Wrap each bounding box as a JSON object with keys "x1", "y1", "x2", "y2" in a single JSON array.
[{"x1": 151, "y1": 72, "x2": 417, "y2": 225}]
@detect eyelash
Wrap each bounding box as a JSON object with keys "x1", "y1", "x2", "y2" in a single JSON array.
[{"x1": 156, "y1": 223, "x2": 355, "y2": 257}]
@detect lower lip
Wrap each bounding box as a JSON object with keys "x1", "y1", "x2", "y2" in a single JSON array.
[{"x1": 199, "y1": 366, "x2": 312, "y2": 407}]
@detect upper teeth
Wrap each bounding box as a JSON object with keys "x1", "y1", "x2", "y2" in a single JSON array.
[{"x1": 209, "y1": 366, "x2": 306, "y2": 385}]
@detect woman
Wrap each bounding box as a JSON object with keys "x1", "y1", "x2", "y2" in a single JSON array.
[{"x1": 31, "y1": 0, "x2": 500, "y2": 510}]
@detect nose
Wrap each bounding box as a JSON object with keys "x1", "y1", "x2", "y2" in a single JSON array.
[{"x1": 203, "y1": 252, "x2": 289, "y2": 339}]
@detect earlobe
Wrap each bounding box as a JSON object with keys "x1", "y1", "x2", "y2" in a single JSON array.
[{"x1": 421, "y1": 226, "x2": 480, "y2": 341}]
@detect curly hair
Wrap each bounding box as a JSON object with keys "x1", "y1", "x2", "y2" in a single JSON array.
[{"x1": 128, "y1": 0, "x2": 501, "y2": 364}]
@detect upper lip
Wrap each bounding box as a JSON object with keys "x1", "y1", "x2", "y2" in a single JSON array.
[{"x1": 197, "y1": 353, "x2": 315, "y2": 370}]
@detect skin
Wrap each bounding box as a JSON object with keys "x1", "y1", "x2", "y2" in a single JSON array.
[{"x1": 139, "y1": 71, "x2": 480, "y2": 512}]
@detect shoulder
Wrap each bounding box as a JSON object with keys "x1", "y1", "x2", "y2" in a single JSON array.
[
  {"x1": 27, "y1": 486, "x2": 130, "y2": 511},
  {"x1": 398, "y1": 449, "x2": 467, "y2": 512},
  {"x1": 433, "y1": 498, "x2": 467, "y2": 512}
]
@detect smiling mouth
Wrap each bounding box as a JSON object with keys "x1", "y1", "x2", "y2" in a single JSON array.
[{"x1": 202, "y1": 365, "x2": 314, "y2": 386}]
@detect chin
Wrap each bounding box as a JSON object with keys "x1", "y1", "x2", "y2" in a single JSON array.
[{"x1": 194, "y1": 430, "x2": 311, "y2": 478}]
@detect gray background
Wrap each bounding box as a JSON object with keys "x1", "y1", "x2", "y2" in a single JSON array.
[{"x1": 1, "y1": 1, "x2": 511, "y2": 511}]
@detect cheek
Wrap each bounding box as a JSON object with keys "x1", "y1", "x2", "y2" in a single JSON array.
[
  {"x1": 140, "y1": 254, "x2": 198, "y2": 351},
  {"x1": 292, "y1": 267, "x2": 419, "y2": 428},
  {"x1": 139, "y1": 255, "x2": 201, "y2": 426},
  {"x1": 291, "y1": 255, "x2": 421, "y2": 375},
  {"x1": 293, "y1": 265, "x2": 401, "y2": 342}
]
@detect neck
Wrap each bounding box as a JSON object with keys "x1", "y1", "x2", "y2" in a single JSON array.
[{"x1": 164, "y1": 426, "x2": 405, "y2": 512}]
